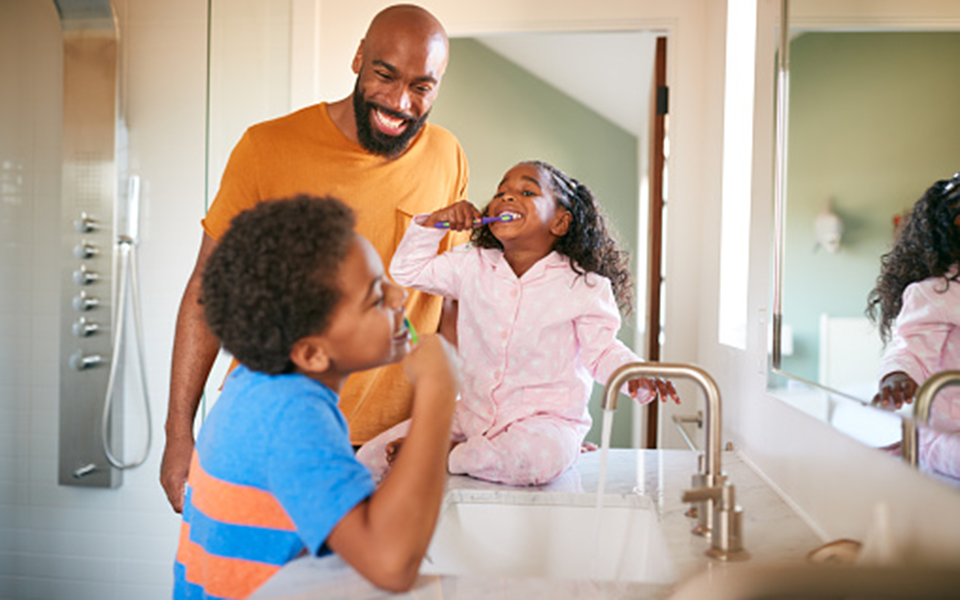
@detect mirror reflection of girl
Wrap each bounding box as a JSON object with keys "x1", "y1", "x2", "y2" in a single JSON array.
[
  {"x1": 868, "y1": 172, "x2": 960, "y2": 481},
  {"x1": 357, "y1": 160, "x2": 678, "y2": 486}
]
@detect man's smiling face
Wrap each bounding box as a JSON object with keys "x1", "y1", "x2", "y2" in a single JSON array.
[{"x1": 350, "y1": 22, "x2": 447, "y2": 157}]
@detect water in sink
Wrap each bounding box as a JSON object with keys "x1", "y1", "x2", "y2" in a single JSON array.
[{"x1": 421, "y1": 492, "x2": 675, "y2": 583}]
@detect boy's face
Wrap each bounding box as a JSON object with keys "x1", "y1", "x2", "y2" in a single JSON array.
[{"x1": 308, "y1": 234, "x2": 410, "y2": 388}]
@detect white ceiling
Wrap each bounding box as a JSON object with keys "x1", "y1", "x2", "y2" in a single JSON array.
[{"x1": 474, "y1": 31, "x2": 658, "y2": 137}]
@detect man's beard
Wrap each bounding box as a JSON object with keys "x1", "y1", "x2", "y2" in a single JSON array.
[{"x1": 352, "y1": 78, "x2": 429, "y2": 158}]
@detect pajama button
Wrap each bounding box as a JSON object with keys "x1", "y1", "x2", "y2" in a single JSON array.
[
  {"x1": 510, "y1": 289, "x2": 518, "y2": 298},
  {"x1": 500, "y1": 331, "x2": 508, "y2": 340},
  {"x1": 493, "y1": 370, "x2": 502, "y2": 379}
]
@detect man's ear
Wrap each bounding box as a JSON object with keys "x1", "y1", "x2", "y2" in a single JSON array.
[
  {"x1": 351, "y1": 40, "x2": 365, "y2": 75},
  {"x1": 290, "y1": 336, "x2": 331, "y2": 374},
  {"x1": 550, "y1": 210, "x2": 572, "y2": 237}
]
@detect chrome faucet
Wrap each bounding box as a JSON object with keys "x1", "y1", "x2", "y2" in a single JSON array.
[
  {"x1": 602, "y1": 362, "x2": 748, "y2": 561},
  {"x1": 902, "y1": 370, "x2": 960, "y2": 467}
]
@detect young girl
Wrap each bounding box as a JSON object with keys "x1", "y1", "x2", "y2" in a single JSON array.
[
  {"x1": 868, "y1": 172, "x2": 960, "y2": 481},
  {"x1": 357, "y1": 160, "x2": 677, "y2": 486}
]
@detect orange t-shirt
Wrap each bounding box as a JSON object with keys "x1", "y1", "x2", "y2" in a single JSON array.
[{"x1": 202, "y1": 103, "x2": 469, "y2": 444}]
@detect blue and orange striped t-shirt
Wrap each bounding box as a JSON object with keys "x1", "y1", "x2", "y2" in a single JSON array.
[{"x1": 173, "y1": 366, "x2": 376, "y2": 599}]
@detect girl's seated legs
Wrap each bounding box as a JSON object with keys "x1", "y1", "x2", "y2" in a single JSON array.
[{"x1": 449, "y1": 416, "x2": 584, "y2": 486}]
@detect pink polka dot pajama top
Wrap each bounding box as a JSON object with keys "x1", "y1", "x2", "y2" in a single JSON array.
[
  {"x1": 356, "y1": 216, "x2": 653, "y2": 486},
  {"x1": 879, "y1": 274, "x2": 960, "y2": 482}
]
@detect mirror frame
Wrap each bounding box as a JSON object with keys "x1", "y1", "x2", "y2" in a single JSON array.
[{"x1": 770, "y1": 0, "x2": 960, "y2": 404}]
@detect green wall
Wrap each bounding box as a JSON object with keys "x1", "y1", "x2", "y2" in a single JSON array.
[
  {"x1": 430, "y1": 39, "x2": 641, "y2": 447},
  {"x1": 782, "y1": 32, "x2": 960, "y2": 381}
]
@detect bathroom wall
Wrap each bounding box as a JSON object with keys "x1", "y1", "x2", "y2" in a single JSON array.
[{"x1": 0, "y1": 0, "x2": 206, "y2": 597}]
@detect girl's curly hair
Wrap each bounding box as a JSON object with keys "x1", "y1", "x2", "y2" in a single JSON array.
[
  {"x1": 202, "y1": 195, "x2": 356, "y2": 374},
  {"x1": 867, "y1": 173, "x2": 960, "y2": 343},
  {"x1": 470, "y1": 160, "x2": 634, "y2": 315}
]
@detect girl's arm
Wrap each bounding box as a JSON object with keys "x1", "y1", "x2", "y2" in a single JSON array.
[
  {"x1": 573, "y1": 277, "x2": 679, "y2": 404},
  {"x1": 879, "y1": 283, "x2": 954, "y2": 387},
  {"x1": 389, "y1": 214, "x2": 472, "y2": 300},
  {"x1": 574, "y1": 279, "x2": 646, "y2": 386}
]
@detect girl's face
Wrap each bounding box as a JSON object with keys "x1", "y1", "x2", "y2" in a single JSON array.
[{"x1": 486, "y1": 163, "x2": 571, "y2": 253}]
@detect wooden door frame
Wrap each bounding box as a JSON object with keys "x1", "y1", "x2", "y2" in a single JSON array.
[{"x1": 644, "y1": 36, "x2": 668, "y2": 448}]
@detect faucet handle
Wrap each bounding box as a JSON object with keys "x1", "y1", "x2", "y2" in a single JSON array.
[
  {"x1": 683, "y1": 471, "x2": 727, "y2": 530},
  {"x1": 682, "y1": 481, "x2": 749, "y2": 561},
  {"x1": 682, "y1": 478, "x2": 734, "y2": 506}
]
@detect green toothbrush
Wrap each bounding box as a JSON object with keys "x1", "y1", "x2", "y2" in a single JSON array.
[{"x1": 403, "y1": 316, "x2": 419, "y2": 345}]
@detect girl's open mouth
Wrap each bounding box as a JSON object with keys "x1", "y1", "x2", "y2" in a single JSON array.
[{"x1": 494, "y1": 210, "x2": 522, "y2": 222}]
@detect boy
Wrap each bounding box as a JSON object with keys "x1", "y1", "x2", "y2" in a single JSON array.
[{"x1": 173, "y1": 196, "x2": 459, "y2": 598}]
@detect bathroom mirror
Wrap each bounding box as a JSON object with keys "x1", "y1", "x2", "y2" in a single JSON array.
[{"x1": 770, "y1": 1, "x2": 960, "y2": 450}]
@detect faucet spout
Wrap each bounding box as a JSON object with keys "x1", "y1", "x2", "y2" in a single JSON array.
[
  {"x1": 602, "y1": 362, "x2": 722, "y2": 482},
  {"x1": 602, "y1": 362, "x2": 747, "y2": 561},
  {"x1": 902, "y1": 370, "x2": 960, "y2": 467}
]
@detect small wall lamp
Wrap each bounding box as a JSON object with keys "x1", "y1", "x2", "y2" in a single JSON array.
[{"x1": 813, "y1": 199, "x2": 844, "y2": 253}]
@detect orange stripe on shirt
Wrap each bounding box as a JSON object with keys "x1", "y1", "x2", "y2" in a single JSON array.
[
  {"x1": 188, "y1": 453, "x2": 296, "y2": 531},
  {"x1": 177, "y1": 521, "x2": 280, "y2": 599}
]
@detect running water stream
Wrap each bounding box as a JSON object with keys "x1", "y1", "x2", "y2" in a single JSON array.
[{"x1": 590, "y1": 409, "x2": 616, "y2": 579}]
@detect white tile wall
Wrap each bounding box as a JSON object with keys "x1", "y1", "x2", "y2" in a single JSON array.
[{"x1": 1, "y1": 0, "x2": 206, "y2": 598}]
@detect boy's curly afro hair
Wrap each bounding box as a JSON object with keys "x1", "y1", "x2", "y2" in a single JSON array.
[{"x1": 202, "y1": 195, "x2": 356, "y2": 374}]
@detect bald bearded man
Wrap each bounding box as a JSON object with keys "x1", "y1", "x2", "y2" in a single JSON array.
[{"x1": 161, "y1": 4, "x2": 468, "y2": 513}]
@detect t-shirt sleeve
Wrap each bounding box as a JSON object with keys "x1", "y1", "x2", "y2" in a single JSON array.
[
  {"x1": 202, "y1": 128, "x2": 264, "y2": 241},
  {"x1": 267, "y1": 398, "x2": 376, "y2": 556}
]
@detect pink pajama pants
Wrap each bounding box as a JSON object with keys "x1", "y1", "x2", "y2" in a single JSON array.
[{"x1": 356, "y1": 412, "x2": 584, "y2": 486}]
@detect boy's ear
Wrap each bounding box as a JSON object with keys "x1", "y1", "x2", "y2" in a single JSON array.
[
  {"x1": 551, "y1": 210, "x2": 573, "y2": 237},
  {"x1": 289, "y1": 336, "x2": 331, "y2": 374}
]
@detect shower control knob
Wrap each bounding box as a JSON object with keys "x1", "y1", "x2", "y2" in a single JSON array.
[
  {"x1": 72, "y1": 291, "x2": 100, "y2": 311},
  {"x1": 73, "y1": 241, "x2": 99, "y2": 259},
  {"x1": 69, "y1": 350, "x2": 103, "y2": 371},
  {"x1": 71, "y1": 317, "x2": 100, "y2": 337},
  {"x1": 73, "y1": 212, "x2": 98, "y2": 233},
  {"x1": 72, "y1": 265, "x2": 100, "y2": 285}
]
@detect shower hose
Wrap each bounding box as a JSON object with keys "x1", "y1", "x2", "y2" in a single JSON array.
[{"x1": 100, "y1": 236, "x2": 152, "y2": 469}]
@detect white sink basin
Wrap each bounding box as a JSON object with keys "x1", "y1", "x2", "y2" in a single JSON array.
[{"x1": 421, "y1": 491, "x2": 676, "y2": 583}]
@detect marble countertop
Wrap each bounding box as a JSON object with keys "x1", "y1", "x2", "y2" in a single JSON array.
[{"x1": 252, "y1": 449, "x2": 824, "y2": 599}]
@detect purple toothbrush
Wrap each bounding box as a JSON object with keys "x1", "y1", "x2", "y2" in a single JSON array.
[{"x1": 433, "y1": 214, "x2": 517, "y2": 229}]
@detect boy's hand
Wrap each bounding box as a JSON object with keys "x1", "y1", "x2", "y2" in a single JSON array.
[
  {"x1": 628, "y1": 377, "x2": 680, "y2": 404},
  {"x1": 403, "y1": 334, "x2": 461, "y2": 402},
  {"x1": 423, "y1": 201, "x2": 482, "y2": 231},
  {"x1": 872, "y1": 371, "x2": 917, "y2": 410}
]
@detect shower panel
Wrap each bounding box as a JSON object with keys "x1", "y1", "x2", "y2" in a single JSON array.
[{"x1": 56, "y1": 0, "x2": 123, "y2": 488}]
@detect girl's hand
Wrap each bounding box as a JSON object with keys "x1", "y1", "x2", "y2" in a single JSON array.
[
  {"x1": 423, "y1": 200, "x2": 482, "y2": 231},
  {"x1": 872, "y1": 371, "x2": 917, "y2": 410},
  {"x1": 628, "y1": 377, "x2": 680, "y2": 404}
]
